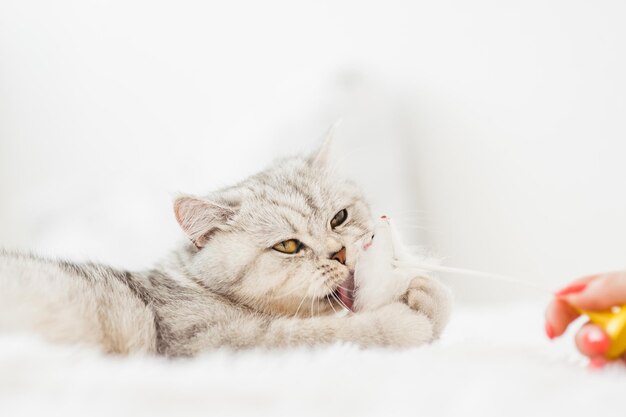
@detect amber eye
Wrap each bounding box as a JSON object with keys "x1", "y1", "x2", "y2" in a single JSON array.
[
  {"x1": 272, "y1": 239, "x2": 303, "y2": 254},
  {"x1": 330, "y1": 209, "x2": 348, "y2": 229}
]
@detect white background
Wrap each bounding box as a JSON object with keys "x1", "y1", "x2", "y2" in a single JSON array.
[{"x1": 2, "y1": 0, "x2": 626, "y2": 303}]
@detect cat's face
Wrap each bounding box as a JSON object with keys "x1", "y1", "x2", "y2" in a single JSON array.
[{"x1": 174, "y1": 143, "x2": 373, "y2": 316}]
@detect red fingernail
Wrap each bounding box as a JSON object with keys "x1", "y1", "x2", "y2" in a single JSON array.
[
  {"x1": 545, "y1": 322, "x2": 555, "y2": 340},
  {"x1": 589, "y1": 357, "x2": 608, "y2": 369},
  {"x1": 582, "y1": 327, "x2": 611, "y2": 356},
  {"x1": 554, "y1": 282, "x2": 588, "y2": 297}
]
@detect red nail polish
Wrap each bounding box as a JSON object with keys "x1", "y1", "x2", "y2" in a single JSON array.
[
  {"x1": 545, "y1": 322, "x2": 556, "y2": 340},
  {"x1": 554, "y1": 282, "x2": 588, "y2": 297},
  {"x1": 582, "y1": 327, "x2": 611, "y2": 356}
]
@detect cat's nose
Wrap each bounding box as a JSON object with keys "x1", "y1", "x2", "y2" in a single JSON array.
[{"x1": 330, "y1": 247, "x2": 346, "y2": 265}]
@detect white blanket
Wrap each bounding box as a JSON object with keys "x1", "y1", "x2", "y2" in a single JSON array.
[{"x1": 1, "y1": 303, "x2": 624, "y2": 417}]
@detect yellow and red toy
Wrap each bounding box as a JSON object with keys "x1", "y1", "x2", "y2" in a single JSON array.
[{"x1": 579, "y1": 305, "x2": 626, "y2": 359}]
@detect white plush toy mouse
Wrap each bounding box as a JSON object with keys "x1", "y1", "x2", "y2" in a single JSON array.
[{"x1": 352, "y1": 216, "x2": 453, "y2": 338}]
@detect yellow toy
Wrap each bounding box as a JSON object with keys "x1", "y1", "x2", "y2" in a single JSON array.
[{"x1": 579, "y1": 305, "x2": 626, "y2": 359}]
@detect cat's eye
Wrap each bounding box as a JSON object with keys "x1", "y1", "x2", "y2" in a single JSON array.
[
  {"x1": 330, "y1": 209, "x2": 348, "y2": 229},
  {"x1": 272, "y1": 239, "x2": 303, "y2": 254}
]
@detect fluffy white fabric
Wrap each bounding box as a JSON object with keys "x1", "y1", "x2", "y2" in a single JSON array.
[{"x1": 1, "y1": 302, "x2": 624, "y2": 417}]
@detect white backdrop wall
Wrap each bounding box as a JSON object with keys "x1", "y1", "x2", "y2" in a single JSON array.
[{"x1": 1, "y1": 0, "x2": 626, "y2": 303}]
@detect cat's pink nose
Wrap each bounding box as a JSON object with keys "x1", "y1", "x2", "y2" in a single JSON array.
[
  {"x1": 330, "y1": 247, "x2": 346, "y2": 265},
  {"x1": 380, "y1": 215, "x2": 388, "y2": 220}
]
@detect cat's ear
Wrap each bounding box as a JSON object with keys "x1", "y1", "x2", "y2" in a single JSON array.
[
  {"x1": 174, "y1": 195, "x2": 237, "y2": 248},
  {"x1": 309, "y1": 120, "x2": 341, "y2": 168}
]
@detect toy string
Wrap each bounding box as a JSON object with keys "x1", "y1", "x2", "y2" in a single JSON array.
[{"x1": 393, "y1": 260, "x2": 553, "y2": 294}]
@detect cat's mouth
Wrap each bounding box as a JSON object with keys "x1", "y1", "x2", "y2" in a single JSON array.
[{"x1": 333, "y1": 271, "x2": 355, "y2": 311}]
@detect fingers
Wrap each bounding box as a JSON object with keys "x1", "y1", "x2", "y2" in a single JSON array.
[
  {"x1": 545, "y1": 271, "x2": 626, "y2": 368},
  {"x1": 558, "y1": 272, "x2": 626, "y2": 311},
  {"x1": 576, "y1": 323, "x2": 619, "y2": 369},
  {"x1": 546, "y1": 271, "x2": 626, "y2": 339},
  {"x1": 544, "y1": 275, "x2": 599, "y2": 338},
  {"x1": 575, "y1": 323, "x2": 610, "y2": 357},
  {"x1": 553, "y1": 275, "x2": 598, "y2": 297},
  {"x1": 545, "y1": 298, "x2": 580, "y2": 338}
]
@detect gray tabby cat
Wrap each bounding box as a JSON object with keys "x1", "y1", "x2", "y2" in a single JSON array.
[{"x1": 0, "y1": 139, "x2": 452, "y2": 356}]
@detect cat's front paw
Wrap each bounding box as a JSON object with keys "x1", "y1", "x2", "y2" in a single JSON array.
[
  {"x1": 402, "y1": 276, "x2": 452, "y2": 339},
  {"x1": 372, "y1": 303, "x2": 434, "y2": 347}
]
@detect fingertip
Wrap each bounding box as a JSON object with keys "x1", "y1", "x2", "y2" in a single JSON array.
[
  {"x1": 576, "y1": 324, "x2": 611, "y2": 357},
  {"x1": 545, "y1": 298, "x2": 580, "y2": 338},
  {"x1": 554, "y1": 282, "x2": 588, "y2": 297},
  {"x1": 559, "y1": 293, "x2": 601, "y2": 312}
]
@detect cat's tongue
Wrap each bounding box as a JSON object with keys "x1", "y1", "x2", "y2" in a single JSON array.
[{"x1": 337, "y1": 273, "x2": 355, "y2": 311}]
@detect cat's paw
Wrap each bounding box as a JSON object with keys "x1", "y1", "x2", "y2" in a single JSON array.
[
  {"x1": 402, "y1": 276, "x2": 452, "y2": 339},
  {"x1": 369, "y1": 302, "x2": 434, "y2": 347}
]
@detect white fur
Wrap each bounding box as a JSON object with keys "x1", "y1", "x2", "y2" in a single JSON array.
[
  {"x1": 354, "y1": 216, "x2": 449, "y2": 311},
  {"x1": 354, "y1": 218, "x2": 416, "y2": 311},
  {"x1": 1, "y1": 302, "x2": 622, "y2": 417}
]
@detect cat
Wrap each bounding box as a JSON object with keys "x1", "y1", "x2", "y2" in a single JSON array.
[{"x1": 0, "y1": 137, "x2": 452, "y2": 356}]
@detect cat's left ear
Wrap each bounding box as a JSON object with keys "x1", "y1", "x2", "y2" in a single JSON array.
[
  {"x1": 173, "y1": 195, "x2": 238, "y2": 248},
  {"x1": 309, "y1": 120, "x2": 341, "y2": 168}
]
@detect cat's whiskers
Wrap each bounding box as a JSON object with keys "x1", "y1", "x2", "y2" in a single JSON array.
[
  {"x1": 309, "y1": 287, "x2": 318, "y2": 317},
  {"x1": 324, "y1": 291, "x2": 338, "y2": 314},
  {"x1": 333, "y1": 291, "x2": 352, "y2": 313},
  {"x1": 325, "y1": 283, "x2": 351, "y2": 312},
  {"x1": 390, "y1": 209, "x2": 428, "y2": 218},
  {"x1": 292, "y1": 281, "x2": 314, "y2": 319},
  {"x1": 333, "y1": 284, "x2": 352, "y2": 292},
  {"x1": 391, "y1": 224, "x2": 427, "y2": 231},
  {"x1": 284, "y1": 282, "x2": 316, "y2": 343},
  {"x1": 316, "y1": 292, "x2": 322, "y2": 316},
  {"x1": 271, "y1": 279, "x2": 311, "y2": 300}
]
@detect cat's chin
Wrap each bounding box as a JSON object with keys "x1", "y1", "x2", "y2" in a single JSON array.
[{"x1": 335, "y1": 271, "x2": 355, "y2": 311}]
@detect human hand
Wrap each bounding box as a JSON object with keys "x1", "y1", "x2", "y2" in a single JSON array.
[{"x1": 544, "y1": 272, "x2": 626, "y2": 367}]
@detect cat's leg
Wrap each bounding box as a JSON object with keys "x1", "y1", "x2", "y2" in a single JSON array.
[
  {"x1": 179, "y1": 278, "x2": 451, "y2": 353},
  {"x1": 182, "y1": 302, "x2": 434, "y2": 352},
  {"x1": 264, "y1": 302, "x2": 434, "y2": 348},
  {"x1": 402, "y1": 275, "x2": 453, "y2": 339}
]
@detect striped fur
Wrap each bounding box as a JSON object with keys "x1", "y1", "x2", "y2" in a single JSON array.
[{"x1": 0, "y1": 144, "x2": 450, "y2": 355}]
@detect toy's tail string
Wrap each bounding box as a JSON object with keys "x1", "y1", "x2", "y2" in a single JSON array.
[
  {"x1": 392, "y1": 260, "x2": 553, "y2": 293},
  {"x1": 393, "y1": 258, "x2": 626, "y2": 359}
]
